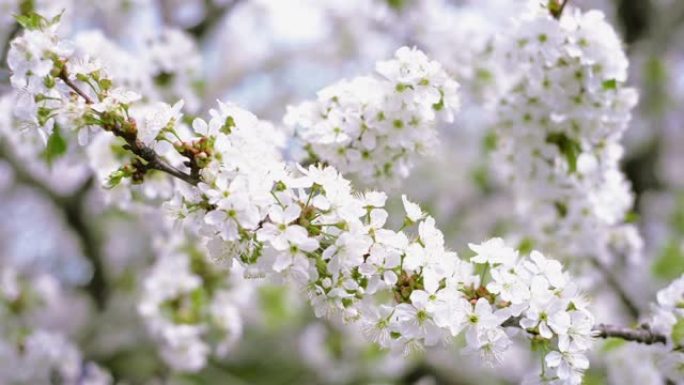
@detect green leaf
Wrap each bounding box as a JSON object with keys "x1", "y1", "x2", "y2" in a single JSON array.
[
  {"x1": 471, "y1": 165, "x2": 490, "y2": 193},
  {"x1": 432, "y1": 89, "x2": 445, "y2": 111},
  {"x1": 582, "y1": 371, "x2": 606, "y2": 385},
  {"x1": 624, "y1": 210, "x2": 640, "y2": 224},
  {"x1": 190, "y1": 288, "x2": 207, "y2": 315},
  {"x1": 154, "y1": 72, "x2": 175, "y2": 87},
  {"x1": 554, "y1": 201, "x2": 568, "y2": 218},
  {"x1": 530, "y1": 337, "x2": 549, "y2": 352},
  {"x1": 105, "y1": 170, "x2": 124, "y2": 189},
  {"x1": 258, "y1": 285, "x2": 294, "y2": 329},
  {"x1": 546, "y1": 132, "x2": 582, "y2": 174},
  {"x1": 105, "y1": 166, "x2": 134, "y2": 189},
  {"x1": 483, "y1": 130, "x2": 498, "y2": 152},
  {"x1": 601, "y1": 337, "x2": 626, "y2": 352},
  {"x1": 221, "y1": 116, "x2": 235, "y2": 134},
  {"x1": 14, "y1": 12, "x2": 45, "y2": 30},
  {"x1": 673, "y1": 193, "x2": 684, "y2": 235},
  {"x1": 43, "y1": 126, "x2": 67, "y2": 165},
  {"x1": 387, "y1": 0, "x2": 408, "y2": 10},
  {"x1": 652, "y1": 240, "x2": 684, "y2": 280},
  {"x1": 602, "y1": 79, "x2": 618, "y2": 90},
  {"x1": 475, "y1": 68, "x2": 494, "y2": 83},
  {"x1": 518, "y1": 238, "x2": 535, "y2": 255},
  {"x1": 49, "y1": 10, "x2": 64, "y2": 25},
  {"x1": 672, "y1": 318, "x2": 684, "y2": 346},
  {"x1": 645, "y1": 57, "x2": 667, "y2": 85}
]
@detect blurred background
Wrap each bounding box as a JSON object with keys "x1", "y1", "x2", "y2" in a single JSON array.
[{"x1": 0, "y1": 0, "x2": 683, "y2": 384}]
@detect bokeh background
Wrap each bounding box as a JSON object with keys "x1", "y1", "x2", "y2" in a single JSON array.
[{"x1": 0, "y1": 0, "x2": 683, "y2": 384}]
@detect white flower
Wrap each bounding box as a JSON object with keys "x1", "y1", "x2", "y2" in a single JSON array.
[
  {"x1": 545, "y1": 346, "x2": 589, "y2": 385},
  {"x1": 559, "y1": 310, "x2": 595, "y2": 351},
  {"x1": 394, "y1": 291, "x2": 446, "y2": 347},
  {"x1": 463, "y1": 327, "x2": 512, "y2": 366},
  {"x1": 469, "y1": 238, "x2": 518, "y2": 266},
  {"x1": 402, "y1": 194, "x2": 423, "y2": 222},
  {"x1": 359, "y1": 243, "x2": 401, "y2": 293},
  {"x1": 136, "y1": 100, "x2": 184, "y2": 145},
  {"x1": 8, "y1": 26, "x2": 73, "y2": 94},
  {"x1": 459, "y1": 298, "x2": 509, "y2": 344},
  {"x1": 271, "y1": 230, "x2": 319, "y2": 275},
  {"x1": 525, "y1": 250, "x2": 567, "y2": 288},
  {"x1": 521, "y1": 296, "x2": 568, "y2": 340},
  {"x1": 257, "y1": 204, "x2": 304, "y2": 250},
  {"x1": 487, "y1": 264, "x2": 530, "y2": 306},
  {"x1": 359, "y1": 303, "x2": 395, "y2": 348}
]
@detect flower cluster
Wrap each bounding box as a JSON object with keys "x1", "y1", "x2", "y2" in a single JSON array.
[
  {"x1": 7, "y1": 15, "x2": 200, "y2": 205},
  {"x1": 165, "y1": 111, "x2": 595, "y2": 381},
  {"x1": 491, "y1": 5, "x2": 642, "y2": 263},
  {"x1": 7, "y1": 13, "x2": 80, "y2": 140},
  {"x1": 470, "y1": 239, "x2": 594, "y2": 384},
  {"x1": 284, "y1": 46, "x2": 460, "y2": 187},
  {"x1": 139, "y1": 240, "x2": 253, "y2": 372}
]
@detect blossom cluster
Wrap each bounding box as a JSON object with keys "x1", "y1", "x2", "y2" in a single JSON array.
[
  {"x1": 491, "y1": 4, "x2": 642, "y2": 263},
  {"x1": 284, "y1": 46, "x2": 460, "y2": 187},
  {"x1": 162, "y1": 105, "x2": 595, "y2": 381},
  {"x1": 7, "y1": 14, "x2": 207, "y2": 206},
  {"x1": 139, "y1": 239, "x2": 254, "y2": 372},
  {"x1": 170, "y1": 124, "x2": 595, "y2": 382}
]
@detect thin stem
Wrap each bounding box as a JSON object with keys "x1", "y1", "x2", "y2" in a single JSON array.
[
  {"x1": 59, "y1": 69, "x2": 95, "y2": 104},
  {"x1": 122, "y1": 139, "x2": 199, "y2": 185},
  {"x1": 57, "y1": 69, "x2": 200, "y2": 186},
  {"x1": 503, "y1": 317, "x2": 668, "y2": 346},
  {"x1": 593, "y1": 323, "x2": 667, "y2": 345}
]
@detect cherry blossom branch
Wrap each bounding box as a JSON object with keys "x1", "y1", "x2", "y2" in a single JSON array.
[
  {"x1": 121, "y1": 139, "x2": 199, "y2": 185},
  {"x1": 57, "y1": 70, "x2": 200, "y2": 186},
  {"x1": 58, "y1": 69, "x2": 94, "y2": 104},
  {"x1": 503, "y1": 316, "x2": 667, "y2": 345}
]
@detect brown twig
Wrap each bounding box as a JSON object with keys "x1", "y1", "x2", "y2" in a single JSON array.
[
  {"x1": 57, "y1": 70, "x2": 200, "y2": 186},
  {"x1": 593, "y1": 323, "x2": 667, "y2": 345},
  {"x1": 121, "y1": 138, "x2": 199, "y2": 185},
  {"x1": 503, "y1": 317, "x2": 667, "y2": 346},
  {"x1": 59, "y1": 68, "x2": 95, "y2": 104}
]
